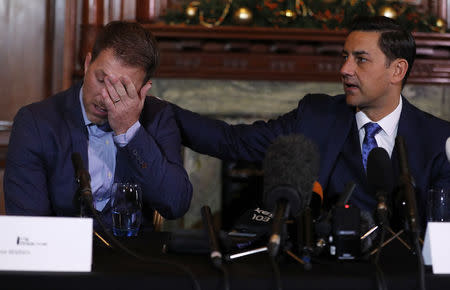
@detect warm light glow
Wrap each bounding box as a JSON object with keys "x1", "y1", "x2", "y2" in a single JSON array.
[
  {"x1": 379, "y1": 6, "x2": 397, "y2": 19},
  {"x1": 186, "y1": 6, "x2": 197, "y2": 18},
  {"x1": 238, "y1": 8, "x2": 250, "y2": 20},
  {"x1": 436, "y1": 18, "x2": 446, "y2": 28},
  {"x1": 285, "y1": 9, "x2": 295, "y2": 18}
]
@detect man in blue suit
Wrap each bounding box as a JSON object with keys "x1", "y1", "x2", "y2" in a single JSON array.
[
  {"x1": 4, "y1": 21, "x2": 192, "y2": 229},
  {"x1": 171, "y1": 16, "x2": 450, "y2": 226}
]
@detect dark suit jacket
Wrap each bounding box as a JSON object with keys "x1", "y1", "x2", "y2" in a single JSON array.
[
  {"x1": 171, "y1": 94, "x2": 450, "y2": 223},
  {"x1": 4, "y1": 82, "x2": 192, "y2": 225}
]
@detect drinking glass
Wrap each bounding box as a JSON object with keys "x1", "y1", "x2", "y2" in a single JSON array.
[
  {"x1": 426, "y1": 188, "x2": 450, "y2": 222},
  {"x1": 111, "y1": 183, "x2": 143, "y2": 237}
]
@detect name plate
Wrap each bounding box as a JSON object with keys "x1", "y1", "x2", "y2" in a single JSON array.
[
  {"x1": 423, "y1": 222, "x2": 450, "y2": 274},
  {"x1": 0, "y1": 216, "x2": 93, "y2": 272}
]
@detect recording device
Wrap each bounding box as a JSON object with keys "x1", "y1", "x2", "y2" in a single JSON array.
[
  {"x1": 71, "y1": 152, "x2": 93, "y2": 217},
  {"x1": 395, "y1": 136, "x2": 420, "y2": 238},
  {"x1": 263, "y1": 134, "x2": 320, "y2": 257},
  {"x1": 367, "y1": 147, "x2": 394, "y2": 227},
  {"x1": 330, "y1": 182, "x2": 360, "y2": 260}
]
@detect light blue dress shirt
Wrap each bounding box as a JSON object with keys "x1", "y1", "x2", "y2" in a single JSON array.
[{"x1": 79, "y1": 89, "x2": 141, "y2": 211}]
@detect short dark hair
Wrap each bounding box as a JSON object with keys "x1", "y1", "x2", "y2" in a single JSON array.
[
  {"x1": 349, "y1": 16, "x2": 416, "y2": 87},
  {"x1": 91, "y1": 21, "x2": 159, "y2": 84}
]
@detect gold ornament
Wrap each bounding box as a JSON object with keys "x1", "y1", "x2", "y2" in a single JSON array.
[
  {"x1": 295, "y1": 0, "x2": 311, "y2": 17},
  {"x1": 379, "y1": 6, "x2": 397, "y2": 19},
  {"x1": 233, "y1": 7, "x2": 253, "y2": 25},
  {"x1": 198, "y1": 0, "x2": 232, "y2": 27},
  {"x1": 283, "y1": 9, "x2": 297, "y2": 19},
  {"x1": 185, "y1": 6, "x2": 198, "y2": 19},
  {"x1": 436, "y1": 18, "x2": 447, "y2": 33}
]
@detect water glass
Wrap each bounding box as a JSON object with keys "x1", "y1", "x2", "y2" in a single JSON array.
[
  {"x1": 111, "y1": 183, "x2": 143, "y2": 237},
  {"x1": 426, "y1": 188, "x2": 450, "y2": 222}
]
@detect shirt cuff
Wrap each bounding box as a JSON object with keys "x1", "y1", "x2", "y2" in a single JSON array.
[{"x1": 113, "y1": 121, "x2": 141, "y2": 147}]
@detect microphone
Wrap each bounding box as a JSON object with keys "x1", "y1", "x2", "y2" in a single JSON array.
[
  {"x1": 201, "y1": 205, "x2": 222, "y2": 268},
  {"x1": 367, "y1": 147, "x2": 394, "y2": 226},
  {"x1": 395, "y1": 136, "x2": 420, "y2": 237},
  {"x1": 71, "y1": 152, "x2": 93, "y2": 215},
  {"x1": 298, "y1": 181, "x2": 323, "y2": 269},
  {"x1": 446, "y1": 137, "x2": 450, "y2": 162},
  {"x1": 263, "y1": 134, "x2": 320, "y2": 257},
  {"x1": 310, "y1": 181, "x2": 323, "y2": 220},
  {"x1": 336, "y1": 182, "x2": 356, "y2": 207}
]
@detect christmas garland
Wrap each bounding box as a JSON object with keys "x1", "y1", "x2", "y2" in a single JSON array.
[{"x1": 164, "y1": 0, "x2": 447, "y2": 33}]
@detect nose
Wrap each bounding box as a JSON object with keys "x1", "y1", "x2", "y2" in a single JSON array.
[{"x1": 340, "y1": 57, "x2": 355, "y2": 77}]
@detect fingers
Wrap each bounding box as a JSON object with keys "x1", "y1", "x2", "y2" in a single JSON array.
[
  {"x1": 139, "y1": 81, "x2": 152, "y2": 100},
  {"x1": 120, "y1": 76, "x2": 139, "y2": 99},
  {"x1": 104, "y1": 76, "x2": 122, "y2": 104},
  {"x1": 101, "y1": 87, "x2": 115, "y2": 111}
]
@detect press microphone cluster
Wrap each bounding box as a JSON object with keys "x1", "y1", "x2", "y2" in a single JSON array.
[{"x1": 263, "y1": 134, "x2": 320, "y2": 257}]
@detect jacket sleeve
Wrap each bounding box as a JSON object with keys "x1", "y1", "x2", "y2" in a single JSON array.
[
  {"x1": 170, "y1": 100, "x2": 306, "y2": 162},
  {"x1": 116, "y1": 101, "x2": 193, "y2": 220},
  {"x1": 4, "y1": 107, "x2": 53, "y2": 215}
]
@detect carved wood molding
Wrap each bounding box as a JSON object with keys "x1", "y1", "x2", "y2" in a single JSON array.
[
  {"x1": 75, "y1": 22, "x2": 450, "y2": 84},
  {"x1": 141, "y1": 24, "x2": 450, "y2": 84}
]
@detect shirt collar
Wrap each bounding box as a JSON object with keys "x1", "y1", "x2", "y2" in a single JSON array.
[
  {"x1": 355, "y1": 96, "x2": 403, "y2": 137},
  {"x1": 79, "y1": 86, "x2": 91, "y2": 126}
]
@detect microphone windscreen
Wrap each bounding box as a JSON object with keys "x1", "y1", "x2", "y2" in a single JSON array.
[
  {"x1": 263, "y1": 134, "x2": 320, "y2": 215},
  {"x1": 366, "y1": 147, "x2": 394, "y2": 195}
]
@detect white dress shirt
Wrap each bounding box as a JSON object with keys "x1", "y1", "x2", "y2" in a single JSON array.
[{"x1": 355, "y1": 96, "x2": 403, "y2": 157}]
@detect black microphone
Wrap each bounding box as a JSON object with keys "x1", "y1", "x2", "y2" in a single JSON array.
[
  {"x1": 298, "y1": 181, "x2": 322, "y2": 269},
  {"x1": 367, "y1": 147, "x2": 394, "y2": 226},
  {"x1": 263, "y1": 134, "x2": 320, "y2": 257},
  {"x1": 201, "y1": 205, "x2": 222, "y2": 268},
  {"x1": 71, "y1": 152, "x2": 93, "y2": 214},
  {"x1": 395, "y1": 136, "x2": 419, "y2": 237}
]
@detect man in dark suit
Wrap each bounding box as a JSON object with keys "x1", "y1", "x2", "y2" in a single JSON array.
[
  {"x1": 171, "y1": 16, "x2": 450, "y2": 225},
  {"x1": 4, "y1": 21, "x2": 192, "y2": 229}
]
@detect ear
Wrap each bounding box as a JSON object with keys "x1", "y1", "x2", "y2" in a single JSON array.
[
  {"x1": 140, "y1": 80, "x2": 152, "y2": 98},
  {"x1": 391, "y1": 58, "x2": 408, "y2": 85},
  {"x1": 84, "y1": 53, "x2": 92, "y2": 75}
]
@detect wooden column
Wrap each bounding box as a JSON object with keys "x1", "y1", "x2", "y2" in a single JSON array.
[
  {"x1": 136, "y1": 0, "x2": 167, "y2": 23},
  {"x1": 79, "y1": 0, "x2": 104, "y2": 69}
]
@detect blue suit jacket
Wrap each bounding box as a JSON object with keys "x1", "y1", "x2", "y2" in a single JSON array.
[
  {"x1": 4, "y1": 82, "x2": 192, "y2": 224},
  {"x1": 172, "y1": 94, "x2": 450, "y2": 221}
]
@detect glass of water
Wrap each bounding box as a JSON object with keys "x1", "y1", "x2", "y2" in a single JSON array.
[{"x1": 111, "y1": 183, "x2": 143, "y2": 237}]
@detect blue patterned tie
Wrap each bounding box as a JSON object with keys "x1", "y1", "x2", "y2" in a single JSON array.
[
  {"x1": 362, "y1": 122, "x2": 381, "y2": 171},
  {"x1": 97, "y1": 122, "x2": 112, "y2": 132}
]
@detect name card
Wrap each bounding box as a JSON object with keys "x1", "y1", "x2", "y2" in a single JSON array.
[
  {"x1": 423, "y1": 222, "x2": 450, "y2": 274},
  {"x1": 0, "y1": 216, "x2": 93, "y2": 272}
]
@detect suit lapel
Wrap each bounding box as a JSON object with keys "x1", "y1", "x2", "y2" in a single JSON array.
[
  {"x1": 396, "y1": 98, "x2": 425, "y2": 185},
  {"x1": 318, "y1": 104, "x2": 355, "y2": 190},
  {"x1": 63, "y1": 82, "x2": 89, "y2": 168}
]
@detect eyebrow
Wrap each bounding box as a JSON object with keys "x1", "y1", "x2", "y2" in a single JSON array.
[
  {"x1": 342, "y1": 49, "x2": 369, "y2": 56},
  {"x1": 94, "y1": 69, "x2": 107, "y2": 79}
]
